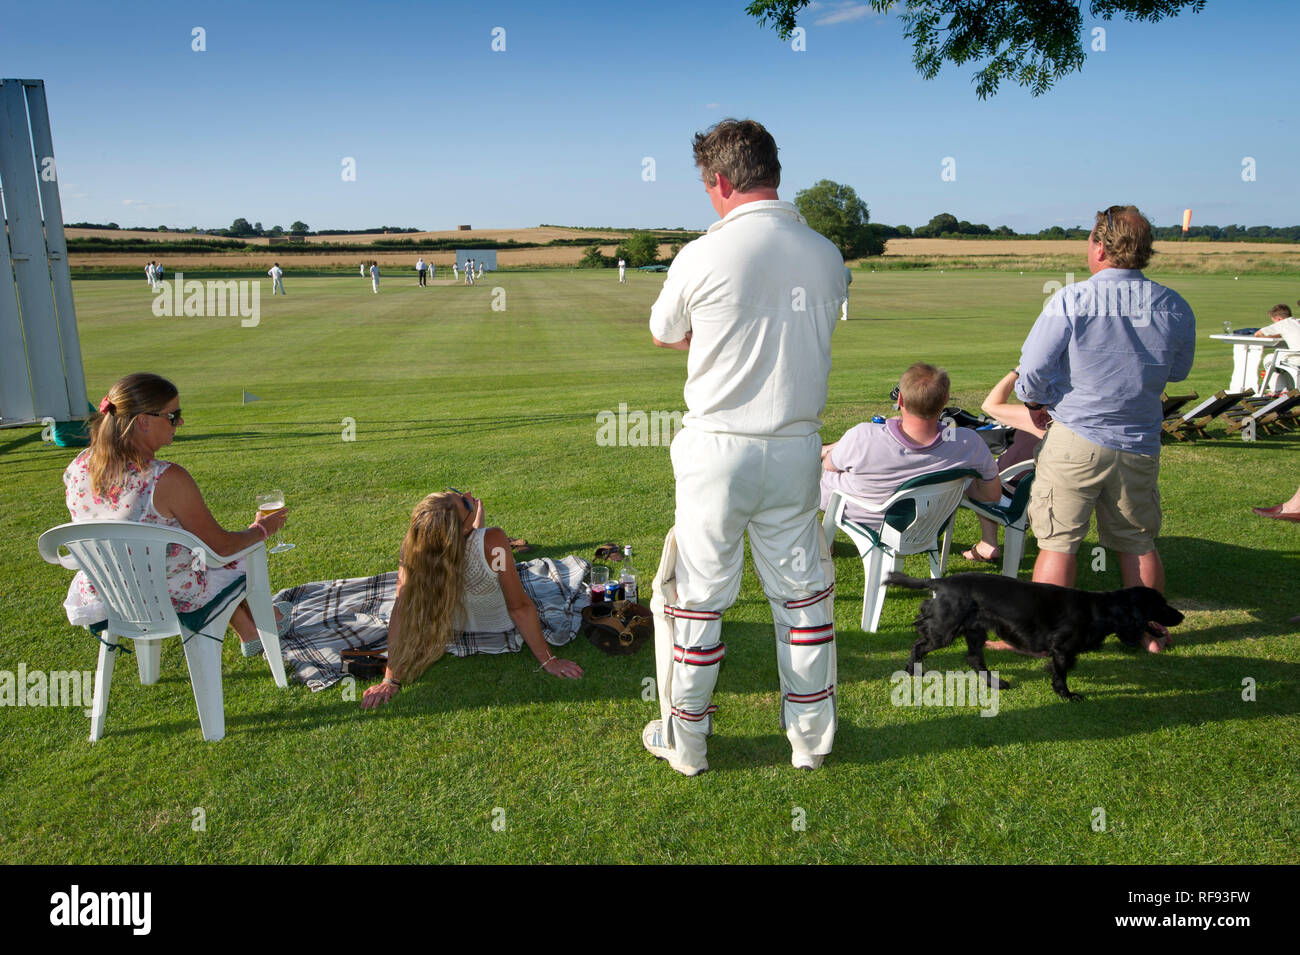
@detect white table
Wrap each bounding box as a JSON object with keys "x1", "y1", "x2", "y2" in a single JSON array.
[{"x1": 1208, "y1": 334, "x2": 1283, "y2": 396}]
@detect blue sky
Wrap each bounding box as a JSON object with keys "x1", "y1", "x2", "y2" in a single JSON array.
[{"x1": 5, "y1": 0, "x2": 1298, "y2": 232}]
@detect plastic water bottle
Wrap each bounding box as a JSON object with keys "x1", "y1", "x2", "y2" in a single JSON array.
[{"x1": 620, "y1": 546, "x2": 638, "y2": 604}]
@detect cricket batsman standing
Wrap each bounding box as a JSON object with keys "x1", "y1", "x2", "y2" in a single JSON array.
[{"x1": 643, "y1": 118, "x2": 845, "y2": 775}]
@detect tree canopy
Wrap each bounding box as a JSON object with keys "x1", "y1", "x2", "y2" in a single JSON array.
[
  {"x1": 616, "y1": 231, "x2": 662, "y2": 267},
  {"x1": 793, "y1": 180, "x2": 885, "y2": 259},
  {"x1": 745, "y1": 0, "x2": 1206, "y2": 98}
]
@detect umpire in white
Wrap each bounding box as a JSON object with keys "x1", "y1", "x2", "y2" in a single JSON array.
[{"x1": 644, "y1": 119, "x2": 846, "y2": 775}]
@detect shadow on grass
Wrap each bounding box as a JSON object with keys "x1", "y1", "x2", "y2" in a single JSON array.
[
  {"x1": 45, "y1": 568, "x2": 1298, "y2": 746},
  {"x1": 0, "y1": 430, "x2": 46, "y2": 454},
  {"x1": 53, "y1": 631, "x2": 1299, "y2": 759},
  {"x1": 1174, "y1": 430, "x2": 1300, "y2": 452},
  {"x1": 0, "y1": 413, "x2": 601, "y2": 474},
  {"x1": 710, "y1": 651, "x2": 1300, "y2": 772}
]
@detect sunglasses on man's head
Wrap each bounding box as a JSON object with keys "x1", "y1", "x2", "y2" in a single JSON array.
[{"x1": 146, "y1": 409, "x2": 182, "y2": 424}]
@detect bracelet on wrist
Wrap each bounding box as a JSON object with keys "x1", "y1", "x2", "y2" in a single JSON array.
[
  {"x1": 536, "y1": 655, "x2": 556, "y2": 672},
  {"x1": 382, "y1": 676, "x2": 402, "y2": 688},
  {"x1": 251, "y1": 522, "x2": 269, "y2": 540}
]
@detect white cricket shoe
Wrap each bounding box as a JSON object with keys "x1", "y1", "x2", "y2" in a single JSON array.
[
  {"x1": 792, "y1": 751, "x2": 825, "y2": 770},
  {"x1": 642, "y1": 720, "x2": 707, "y2": 777}
]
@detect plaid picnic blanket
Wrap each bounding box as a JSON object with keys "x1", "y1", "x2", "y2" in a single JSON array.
[{"x1": 273, "y1": 556, "x2": 590, "y2": 690}]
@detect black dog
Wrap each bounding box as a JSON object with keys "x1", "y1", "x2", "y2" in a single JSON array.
[{"x1": 886, "y1": 572, "x2": 1185, "y2": 701}]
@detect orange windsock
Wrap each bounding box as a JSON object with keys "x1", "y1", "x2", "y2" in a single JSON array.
[{"x1": 1182, "y1": 209, "x2": 1192, "y2": 232}]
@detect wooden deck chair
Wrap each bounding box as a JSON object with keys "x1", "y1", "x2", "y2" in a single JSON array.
[
  {"x1": 1258, "y1": 390, "x2": 1300, "y2": 433},
  {"x1": 1161, "y1": 391, "x2": 1199, "y2": 420},
  {"x1": 1224, "y1": 390, "x2": 1300, "y2": 436},
  {"x1": 1272, "y1": 391, "x2": 1300, "y2": 431},
  {"x1": 1161, "y1": 390, "x2": 1252, "y2": 441}
]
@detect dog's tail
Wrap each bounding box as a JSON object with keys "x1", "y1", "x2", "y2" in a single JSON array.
[{"x1": 884, "y1": 572, "x2": 937, "y2": 591}]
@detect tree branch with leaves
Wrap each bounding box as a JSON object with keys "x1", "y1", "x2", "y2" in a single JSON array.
[{"x1": 745, "y1": 0, "x2": 1206, "y2": 98}]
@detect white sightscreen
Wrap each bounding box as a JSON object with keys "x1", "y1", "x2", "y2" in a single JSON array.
[{"x1": 0, "y1": 78, "x2": 87, "y2": 427}]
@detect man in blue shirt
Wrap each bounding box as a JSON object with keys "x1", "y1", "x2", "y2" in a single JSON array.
[{"x1": 1016, "y1": 206, "x2": 1195, "y2": 649}]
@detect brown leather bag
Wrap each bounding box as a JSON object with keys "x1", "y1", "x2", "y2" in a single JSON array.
[{"x1": 581, "y1": 600, "x2": 652, "y2": 656}]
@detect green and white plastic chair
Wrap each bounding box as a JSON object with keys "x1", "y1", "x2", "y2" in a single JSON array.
[
  {"x1": 958, "y1": 460, "x2": 1036, "y2": 579},
  {"x1": 822, "y1": 468, "x2": 979, "y2": 632}
]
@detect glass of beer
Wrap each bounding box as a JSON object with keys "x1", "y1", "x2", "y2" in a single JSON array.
[{"x1": 254, "y1": 489, "x2": 294, "y2": 554}]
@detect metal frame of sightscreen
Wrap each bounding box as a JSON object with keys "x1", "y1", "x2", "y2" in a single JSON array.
[{"x1": 0, "y1": 78, "x2": 88, "y2": 428}]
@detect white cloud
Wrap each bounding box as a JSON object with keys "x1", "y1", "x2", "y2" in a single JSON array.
[
  {"x1": 811, "y1": 2, "x2": 876, "y2": 26},
  {"x1": 705, "y1": 102, "x2": 721, "y2": 109}
]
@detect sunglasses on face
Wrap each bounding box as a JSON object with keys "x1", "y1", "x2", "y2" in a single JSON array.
[
  {"x1": 446, "y1": 487, "x2": 474, "y2": 513},
  {"x1": 146, "y1": 409, "x2": 182, "y2": 424}
]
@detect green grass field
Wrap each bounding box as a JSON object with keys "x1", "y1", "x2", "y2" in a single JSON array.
[{"x1": 2, "y1": 268, "x2": 1297, "y2": 863}]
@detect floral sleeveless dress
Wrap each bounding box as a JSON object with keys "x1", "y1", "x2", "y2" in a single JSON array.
[{"x1": 62, "y1": 450, "x2": 244, "y2": 626}]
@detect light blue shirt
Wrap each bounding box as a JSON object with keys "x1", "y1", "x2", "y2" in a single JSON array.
[{"x1": 1016, "y1": 268, "x2": 1196, "y2": 456}]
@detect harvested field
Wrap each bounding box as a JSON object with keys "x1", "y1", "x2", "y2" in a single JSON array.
[
  {"x1": 884, "y1": 237, "x2": 1300, "y2": 258},
  {"x1": 70, "y1": 242, "x2": 667, "y2": 272},
  {"x1": 66, "y1": 228, "x2": 1300, "y2": 274},
  {"x1": 65, "y1": 225, "x2": 680, "y2": 246}
]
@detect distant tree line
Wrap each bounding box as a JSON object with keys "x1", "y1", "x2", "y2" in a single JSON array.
[
  {"x1": 541, "y1": 224, "x2": 696, "y2": 233},
  {"x1": 875, "y1": 213, "x2": 1300, "y2": 242}
]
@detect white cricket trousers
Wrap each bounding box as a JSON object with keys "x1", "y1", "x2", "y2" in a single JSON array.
[{"x1": 652, "y1": 428, "x2": 837, "y2": 772}]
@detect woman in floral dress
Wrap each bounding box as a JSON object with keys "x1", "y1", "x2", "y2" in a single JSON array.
[{"x1": 63, "y1": 373, "x2": 289, "y2": 655}]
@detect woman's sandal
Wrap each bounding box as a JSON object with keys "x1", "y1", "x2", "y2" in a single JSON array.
[
  {"x1": 509, "y1": 538, "x2": 532, "y2": 554},
  {"x1": 960, "y1": 544, "x2": 1001, "y2": 564},
  {"x1": 594, "y1": 543, "x2": 624, "y2": 561}
]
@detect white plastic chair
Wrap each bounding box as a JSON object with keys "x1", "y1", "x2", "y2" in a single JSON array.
[
  {"x1": 38, "y1": 521, "x2": 287, "y2": 742},
  {"x1": 1263, "y1": 349, "x2": 1300, "y2": 393},
  {"x1": 822, "y1": 468, "x2": 978, "y2": 632},
  {"x1": 958, "y1": 460, "x2": 1036, "y2": 579}
]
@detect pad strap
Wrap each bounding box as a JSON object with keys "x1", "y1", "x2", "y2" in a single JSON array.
[
  {"x1": 785, "y1": 583, "x2": 834, "y2": 610},
  {"x1": 672, "y1": 643, "x2": 726, "y2": 666},
  {"x1": 665, "y1": 606, "x2": 723, "y2": 621},
  {"x1": 788, "y1": 625, "x2": 834, "y2": 646},
  {"x1": 786, "y1": 685, "x2": 835, "y2": 705},
  {"x1": 671, "y1": 704, "x2": 719, "y2": 722}
]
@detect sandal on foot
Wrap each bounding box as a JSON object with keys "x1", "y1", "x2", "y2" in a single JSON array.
[{"x1": 960, "y1": 545, "x2": 1000, "y2": 563}]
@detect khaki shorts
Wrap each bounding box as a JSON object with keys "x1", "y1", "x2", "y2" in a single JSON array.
[{"x1": 1028, "y1": 423, "x2": 1162, "y2": 554}]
